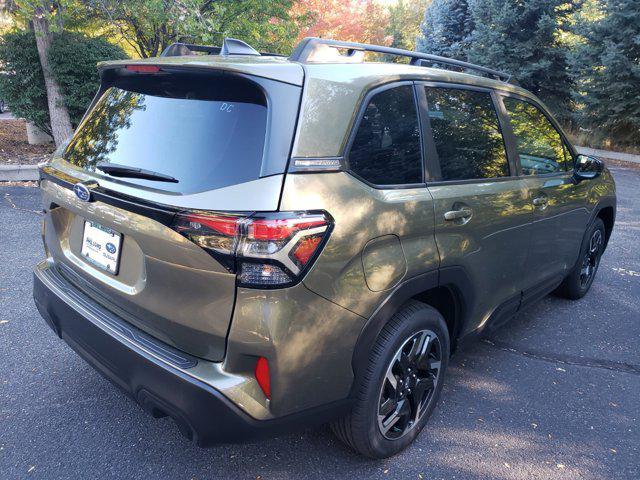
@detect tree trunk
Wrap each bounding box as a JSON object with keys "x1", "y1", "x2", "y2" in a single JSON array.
[{"x1": 32, "y1": 10, "x2": 73, "y2": 147}]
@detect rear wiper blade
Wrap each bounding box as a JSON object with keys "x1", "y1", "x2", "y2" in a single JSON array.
[{"x1": 95, "y1": 162, "x2": 178, "y2": 183}]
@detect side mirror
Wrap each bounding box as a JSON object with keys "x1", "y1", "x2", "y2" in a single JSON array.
[{"x1": 574, "y1": 154, "x2": 604, "y2": 181}]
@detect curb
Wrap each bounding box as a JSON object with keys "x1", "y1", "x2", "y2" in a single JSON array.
[{"x1": 0, "y1": 165, "x2": 39, "y2": 181}]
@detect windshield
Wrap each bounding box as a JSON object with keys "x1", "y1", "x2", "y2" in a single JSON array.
[{"x1": 63, "y1": 73, "x2": 268, "y2": 194}]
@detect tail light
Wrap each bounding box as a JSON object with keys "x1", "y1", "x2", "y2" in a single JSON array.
[{"x1": 171, "y1": 211, "x2": 332, "y2": 288}]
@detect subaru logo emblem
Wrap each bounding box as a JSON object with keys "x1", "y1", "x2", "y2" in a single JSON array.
[
  {"x1": 73, "y1": 183, "x2": 91, "y2": 202},
  {"x1": 105, "y1": 242, "x2": 117, "y2": 254}
]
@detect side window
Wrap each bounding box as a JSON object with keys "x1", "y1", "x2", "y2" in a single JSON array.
[
  {"x1": 348, "y1": 85, "x2": 422, "y2": 185},
  {"x1": 425, "y1": 87, "x2": 509, "y2": 181},
  {"x1": 502, "y1": 97, "x2": 570, "y2": 175}
]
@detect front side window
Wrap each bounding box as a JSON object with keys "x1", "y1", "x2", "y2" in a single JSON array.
[
  {"x1": 348, "y1": 85, "x2": 422, "y2": 186},
  {"x1": 425, "y1": 87, "x2": 509, "y2": 181},
  {"x1": 502, "y1": 96, "x2": 571, "y2": 175}
]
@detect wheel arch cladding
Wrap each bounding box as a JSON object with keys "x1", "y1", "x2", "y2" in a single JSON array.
[
  {"x1": 351, "y1": 267, "x2": 473, "y2": 392},
  {"x1": 597, "y1": 205, "x2": 615, "y2": 247}
]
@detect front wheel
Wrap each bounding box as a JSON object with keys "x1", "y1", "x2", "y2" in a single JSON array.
[
  {"x1": 556, "y1": 218, "x2": 606, "y2": 300},
  {"x1": 332, "y1": 301, "x2": 449, "y2": 458}
]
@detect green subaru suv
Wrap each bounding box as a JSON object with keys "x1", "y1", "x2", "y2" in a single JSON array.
[{"x1": 33, "y1": 38, "x2": 616, "y2": 458}]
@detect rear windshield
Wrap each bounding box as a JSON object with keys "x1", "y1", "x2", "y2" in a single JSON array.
[{"x1": 63, "y1": 73, "x2": 267, "y2": 194}]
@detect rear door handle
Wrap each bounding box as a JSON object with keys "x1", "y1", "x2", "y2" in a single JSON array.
[{"x1": 444, "y1": 208, "x2": 473, "y2": 221}]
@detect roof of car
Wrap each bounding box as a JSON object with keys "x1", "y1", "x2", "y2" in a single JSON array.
[
  {"x1": 98, "y1": 37, "x2": 534, "y2": 96},
  {"x1": 99, "y1": 53, "x2": 532, "y2": 97}
]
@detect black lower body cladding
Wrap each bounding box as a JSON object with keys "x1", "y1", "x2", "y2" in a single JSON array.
[{"x1": 32, "y1": 262, "x2": 350, "y2": 445}]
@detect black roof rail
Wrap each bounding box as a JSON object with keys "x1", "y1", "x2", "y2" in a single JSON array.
[
  {"x1": 161, "y1": 38, "x2": 288, "y2": 58},
  {"x1": 289, "y1": 37, "x2": 515, "y2": 84}
]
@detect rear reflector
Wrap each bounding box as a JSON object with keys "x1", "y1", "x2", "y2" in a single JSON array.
[
  {"x1": 255, "y1": 357, "x2": 271, "y2": 399},
  {"x1": 126, "y1": 65, "x2": 161, "y2": 73}
]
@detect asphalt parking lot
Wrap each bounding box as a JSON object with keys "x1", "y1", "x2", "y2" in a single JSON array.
[{"x1": 1, "y1": 165, "x2": 638, "y2": 480}]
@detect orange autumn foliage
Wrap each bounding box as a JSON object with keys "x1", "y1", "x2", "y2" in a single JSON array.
[{"x1": 292, "y1": 0, "x2": 392, "y2": 45}]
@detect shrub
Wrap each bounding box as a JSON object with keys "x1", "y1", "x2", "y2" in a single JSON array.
[
  {"x1": 49, "y1": 32, "x2": 128, "y2": 125},
  {"x1": 0, "y1": 30, "x2": 127, "y2": 134},
  {"x1": 0, "y1": 31, "x2": 50, "y2": 135}
]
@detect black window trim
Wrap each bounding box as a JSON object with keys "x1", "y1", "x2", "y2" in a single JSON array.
[
  {"x1": 496, "y1": 91, "x2": 577, "y2": 178},
  {"x1": 416, "y1": 81, "x2": 518, "y2": 187},
  {"x1": 342, "y1": 80, "x2": 427, "y2": 190}
]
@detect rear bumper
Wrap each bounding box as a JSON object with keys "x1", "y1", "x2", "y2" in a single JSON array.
[{"x1": 33, "y1": 260, "x2": 349, "y2": 446}]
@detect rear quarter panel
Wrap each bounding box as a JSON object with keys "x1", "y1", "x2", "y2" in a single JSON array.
[{"x1": 279, "y1": 172, "x2": 438, "y2": 318}]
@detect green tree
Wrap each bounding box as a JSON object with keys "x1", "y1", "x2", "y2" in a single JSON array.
[
  {"x1": 466, "y1": 0, "x2": 579, "y2": 120},
  {"x1": 570, "y1": 0, "x2": 640, "y2": 146},
  {"x1": 18, "y1": 1, "x2": 76, "y2": 145},
  {"x1": 87, "y1": 0, "x2": 305, "y2": 58},
  {"x1": 416, "y1": 0, "x2": 473, "y2": 60},
  {"x1": 386, "y1": 0, "x2": 429, "y2": 52},
  {"x1": 0, "y1": 31, "x2": 50, "y2": 134},
  {"x1": 0, "y1": 30, "x2": 127, "y2": 134},
  {"x1": 49, "y1": 32, "x2": 127, "y2": 124}
]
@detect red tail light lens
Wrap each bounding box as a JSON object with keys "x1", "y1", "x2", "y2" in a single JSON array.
[
  {"x1": 180, "y1": 213, "x2": 240, "y2": 237},
  {"x1": 291, "y1": 235, "x2": 323, "y2": 267},
  {"x1": 171, "y1": 213, "x2": 241, "y2": 255},
  {"x1": 171, "y1": 211, "x2": 332, "y2": 288},
  {"x1": 248, "y1": 217, "x2": 327, "y2": 241}
]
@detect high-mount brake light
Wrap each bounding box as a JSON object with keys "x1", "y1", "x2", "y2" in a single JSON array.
[
  {"x1": 126, "y1": 65, "x2": 161, "y2": 73},
  {"x1": 171, "y1": 211, "x2": 332, "y2": 288}
]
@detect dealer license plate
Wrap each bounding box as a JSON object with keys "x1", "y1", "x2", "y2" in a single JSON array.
[{"x1": 81, "y1": 220, "x2": 122, "y2": 274}]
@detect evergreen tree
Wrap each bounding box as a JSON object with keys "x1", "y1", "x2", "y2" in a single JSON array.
[
  {"x1": 570, "y1": 0, "x2": 640, "y2": 147},
  {"x1": 466, "y1": 0, "x2": 577, "y2": 120},
  {"x1": 416, "y1": 0, "x2": 473, "y2": 60},
  {"x1": 386, "y1": 0, "x2": 429, "y2": 52}
]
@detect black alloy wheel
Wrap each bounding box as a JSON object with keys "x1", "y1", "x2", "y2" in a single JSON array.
[
  {"x1": 580, "y1": 229, "x2": 603, "y2": 288},
  {"x1": 377, "y1": 330, "x2": 442, "y2": 439}
]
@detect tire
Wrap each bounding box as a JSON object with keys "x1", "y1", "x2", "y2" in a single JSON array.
[
  {"x1": 332, "y1": 301, "x2": 450, "y2": 458},
  {"x1": 556, "y1": 217, "x2": 606, "y2": 300}
]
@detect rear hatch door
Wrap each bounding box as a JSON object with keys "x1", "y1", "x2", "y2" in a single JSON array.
[{"x1": 41, "y1": 62, "x2": 302, "y2": 361}]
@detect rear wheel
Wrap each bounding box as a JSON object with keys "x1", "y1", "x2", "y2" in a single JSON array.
[
  {"x1": 556, "y1": 218, "x2": 605, "y2": 300},
  {"x1": 332, "y1": 301, "x2": 449, "y2": 458}
]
